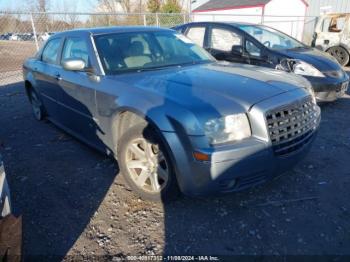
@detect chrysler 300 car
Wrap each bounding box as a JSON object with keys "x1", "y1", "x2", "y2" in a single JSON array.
[{"x1": 23, "y1": 27, "x2": 320, "y2": 201}]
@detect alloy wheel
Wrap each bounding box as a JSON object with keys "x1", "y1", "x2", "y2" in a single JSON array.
[{"x1": 125, "y1": 138, "x2": 169, "y2": 193}]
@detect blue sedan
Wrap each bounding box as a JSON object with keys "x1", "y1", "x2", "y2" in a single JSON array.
[{"x1": 23, "y1": 27, "x2": 320, "y2": 201}]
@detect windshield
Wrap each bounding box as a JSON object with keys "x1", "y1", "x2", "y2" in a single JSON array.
[
  {"x1": 238, "y1": 25, "x2": 305, "y2": 50},
  {"x1": 94, "y1": 31, "x2": 214, "y2": 74}
]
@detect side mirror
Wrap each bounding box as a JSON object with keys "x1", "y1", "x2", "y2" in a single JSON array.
[
  {"x1": 231, "y1": 45, "x2": 243, "y2": 56},
  {"x1": 62, "y1": 58, "x2": 86, "y2": 71}
]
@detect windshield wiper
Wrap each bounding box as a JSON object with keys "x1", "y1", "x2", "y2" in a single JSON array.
[
  {"x1": 136, "y1": 64, "x2": 182, "y2": 72},
  {"x1": 136, "y1": 60, "x2": 211, "y2": 72}
]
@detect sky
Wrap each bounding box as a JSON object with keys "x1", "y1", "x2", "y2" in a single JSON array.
[{"x1": 0, "y1": 0, "x2": 97, "y2": 13}]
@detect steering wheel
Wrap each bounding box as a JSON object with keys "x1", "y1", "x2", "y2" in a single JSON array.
[{"x1": 263, "y1": 41, "x2": 271, "y2": 48}]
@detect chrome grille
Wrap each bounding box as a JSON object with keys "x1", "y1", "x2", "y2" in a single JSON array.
[{"x1": 266, "y1": 96, "x2": 319, "y2": 156}]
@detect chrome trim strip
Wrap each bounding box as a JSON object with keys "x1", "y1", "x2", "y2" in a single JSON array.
[{"x1": 89, "y1": 34, "x2": 105, "y2": 76}]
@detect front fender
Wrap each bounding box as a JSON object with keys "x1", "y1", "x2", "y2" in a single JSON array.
[{"x1": 112, "y1": 94, "x2": 204, "y2": 135}]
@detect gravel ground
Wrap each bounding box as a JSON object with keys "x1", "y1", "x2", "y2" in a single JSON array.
[{"x1": 0, "y1": 78, "x2": 350, "y2": 260}]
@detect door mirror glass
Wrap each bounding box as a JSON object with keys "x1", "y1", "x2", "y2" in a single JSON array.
[
  {"x1": 62, "y1": 58, "x2": 86, "y2": 71},
  {"x1": 231, "y1": 45, "x2": 243, "y2": 56}
]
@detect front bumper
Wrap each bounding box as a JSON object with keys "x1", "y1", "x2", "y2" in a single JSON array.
[
  {"x1": 162, "y1": 91, "x2": 321, "y2": 197},
  {"x1": 163, "y1": 132, "x2": 317, "y2": 196},
  {"x1": 305, "y1": 74, "x2": 349, "y2": 102}
]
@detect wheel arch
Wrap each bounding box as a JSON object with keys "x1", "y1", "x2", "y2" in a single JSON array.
[
  {"x1": 24, "y1": 72, "x2": 39, "y2": 100},
  {"x1": 24, "y1": 80, "x2": 34, "y2": 101},
  {"x1": 110, "y1": 106, "x2": 175, "y2": 152},
  {"x1": 110, "y1": 107, "x2": 181, "y2": 181}
]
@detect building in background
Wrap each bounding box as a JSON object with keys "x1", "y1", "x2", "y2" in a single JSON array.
[{"x1": 192, "y1": 0, "x2": 308, "y2": 40}]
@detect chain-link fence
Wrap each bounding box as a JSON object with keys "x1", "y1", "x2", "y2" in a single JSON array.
[
  {"x1": 0, "y1": 11, "x2": 317, "y2": 85},
  {"x1": 0, "y1": 11, "x2": 191, "y2": 85}
]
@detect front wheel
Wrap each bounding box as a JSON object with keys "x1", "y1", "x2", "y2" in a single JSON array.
[
  {"x1": 327, "y1": 46, "x2": 350, "y2": 66},
  {"x1": 117, "y1": 124, "x2": 180, "y2": 202}
]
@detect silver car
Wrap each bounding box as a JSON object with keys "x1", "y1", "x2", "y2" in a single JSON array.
[{"x1": 23, "y1": 27, "x2": 321, "y2": 201}]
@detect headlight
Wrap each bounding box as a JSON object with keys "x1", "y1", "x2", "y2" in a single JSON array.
[
  {"x1": 204, "y1": 114, "x2": 251, "y2": 145},
  {"x1": 293, "y1": 60, "x2": 325, "y2": 77}
]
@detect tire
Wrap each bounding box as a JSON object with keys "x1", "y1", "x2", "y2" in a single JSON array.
[
  {"x1": 0, "y1": 157, "x2": 11, "y2": 218},
  {"x1": 117, "y1": 123, "x2": 180, "y2": 202},
  {"x1": 327, "y1": 46, "x2": 350, "y2": 66},
  {"x1": 28, "y1": 88, "x2": 45, "y2": 121}
]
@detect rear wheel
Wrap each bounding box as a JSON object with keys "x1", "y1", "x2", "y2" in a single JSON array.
[
  {"x1": 327, "y1": 46, "x2": 350, "y2": 66},
  {"x1": 117, "y1": 124, "x2": 180, "y2": 202},
  {"x1": 28, "y1": 89, "x2": 45, "y2": 121}
]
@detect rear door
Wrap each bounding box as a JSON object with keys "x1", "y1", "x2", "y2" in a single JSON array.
[{"x1": 33, "y1": 37, "x2": 63, "y2": 119}]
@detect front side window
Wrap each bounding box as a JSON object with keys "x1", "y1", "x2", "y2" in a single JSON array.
[
  {"x1": 186, "y1": 27, "x2": 206, "y2": 46},
  {"x1": 61, "y1": 37, "x2": 89, "y2": 65},
  {"x1": 42, "y1": 38, "x2": 61, "y2": 64},
  {"x1": 239, "y1": 25, "x2": 304, "y2": 50},
  {"x1": 94, "y1": 31, "x2": 214, "y2": 74},
  {"x1": 210, "y1": 28, "x2": 242, "y2": 52}
]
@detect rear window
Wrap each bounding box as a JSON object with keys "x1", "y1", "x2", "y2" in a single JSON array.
[{"x1": 41, "y1": 38, "x2": 61, "y2": 64}]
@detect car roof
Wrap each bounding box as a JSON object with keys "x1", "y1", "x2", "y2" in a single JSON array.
[
  {"x1": 179, "y1": 21, "x2": 262, "y2": 27},
  {"x1": 52, "y1": 26, "x2": 173, "y2": 37}
]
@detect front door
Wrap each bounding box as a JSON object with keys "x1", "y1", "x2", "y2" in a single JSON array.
[
  {"x1": 56, "y1": 36, "x2": 105, "y2": 150},
  {"x1": 207, "y1": 26, "x2": 248, "y2": 64}
]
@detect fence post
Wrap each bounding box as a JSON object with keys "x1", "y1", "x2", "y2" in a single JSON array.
[
  {"x1": 143, "y1": 14, "x2": 147, "y2": 26},
  {"x1": 183, "y1": 13, "x2": 186, "y2": 24},
  {"x1": 156, "y1": 13, "x2": 159, "y2": 27},
  {"x1": 30, "y1": 13, "x2": 39, "y2": 51}
]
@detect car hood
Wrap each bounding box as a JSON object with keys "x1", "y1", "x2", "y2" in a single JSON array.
[
  {"x1": 112, "y1": 62, "x2": 307, "y2": 115},
  {"x1": 275, "y1": 47, "x2": 342, "y2": 72}
]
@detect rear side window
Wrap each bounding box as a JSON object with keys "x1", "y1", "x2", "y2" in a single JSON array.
[
  {"x1": 61, "y1": 37, "x2": 89, "y2": 66},
  {"x1": 186, "y1": 27, "x2": 206, "y2": 46},
  {"x1": 42, "y1": 38, "x2": 61, "y2": 64},
  {"x1": 211, "y1": 28, "x2": 242, "y2": 52}
]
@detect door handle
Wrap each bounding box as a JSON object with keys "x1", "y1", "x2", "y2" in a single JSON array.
[{"x1": 54, "y1": 73, "x2": 62, "y2": 81}]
